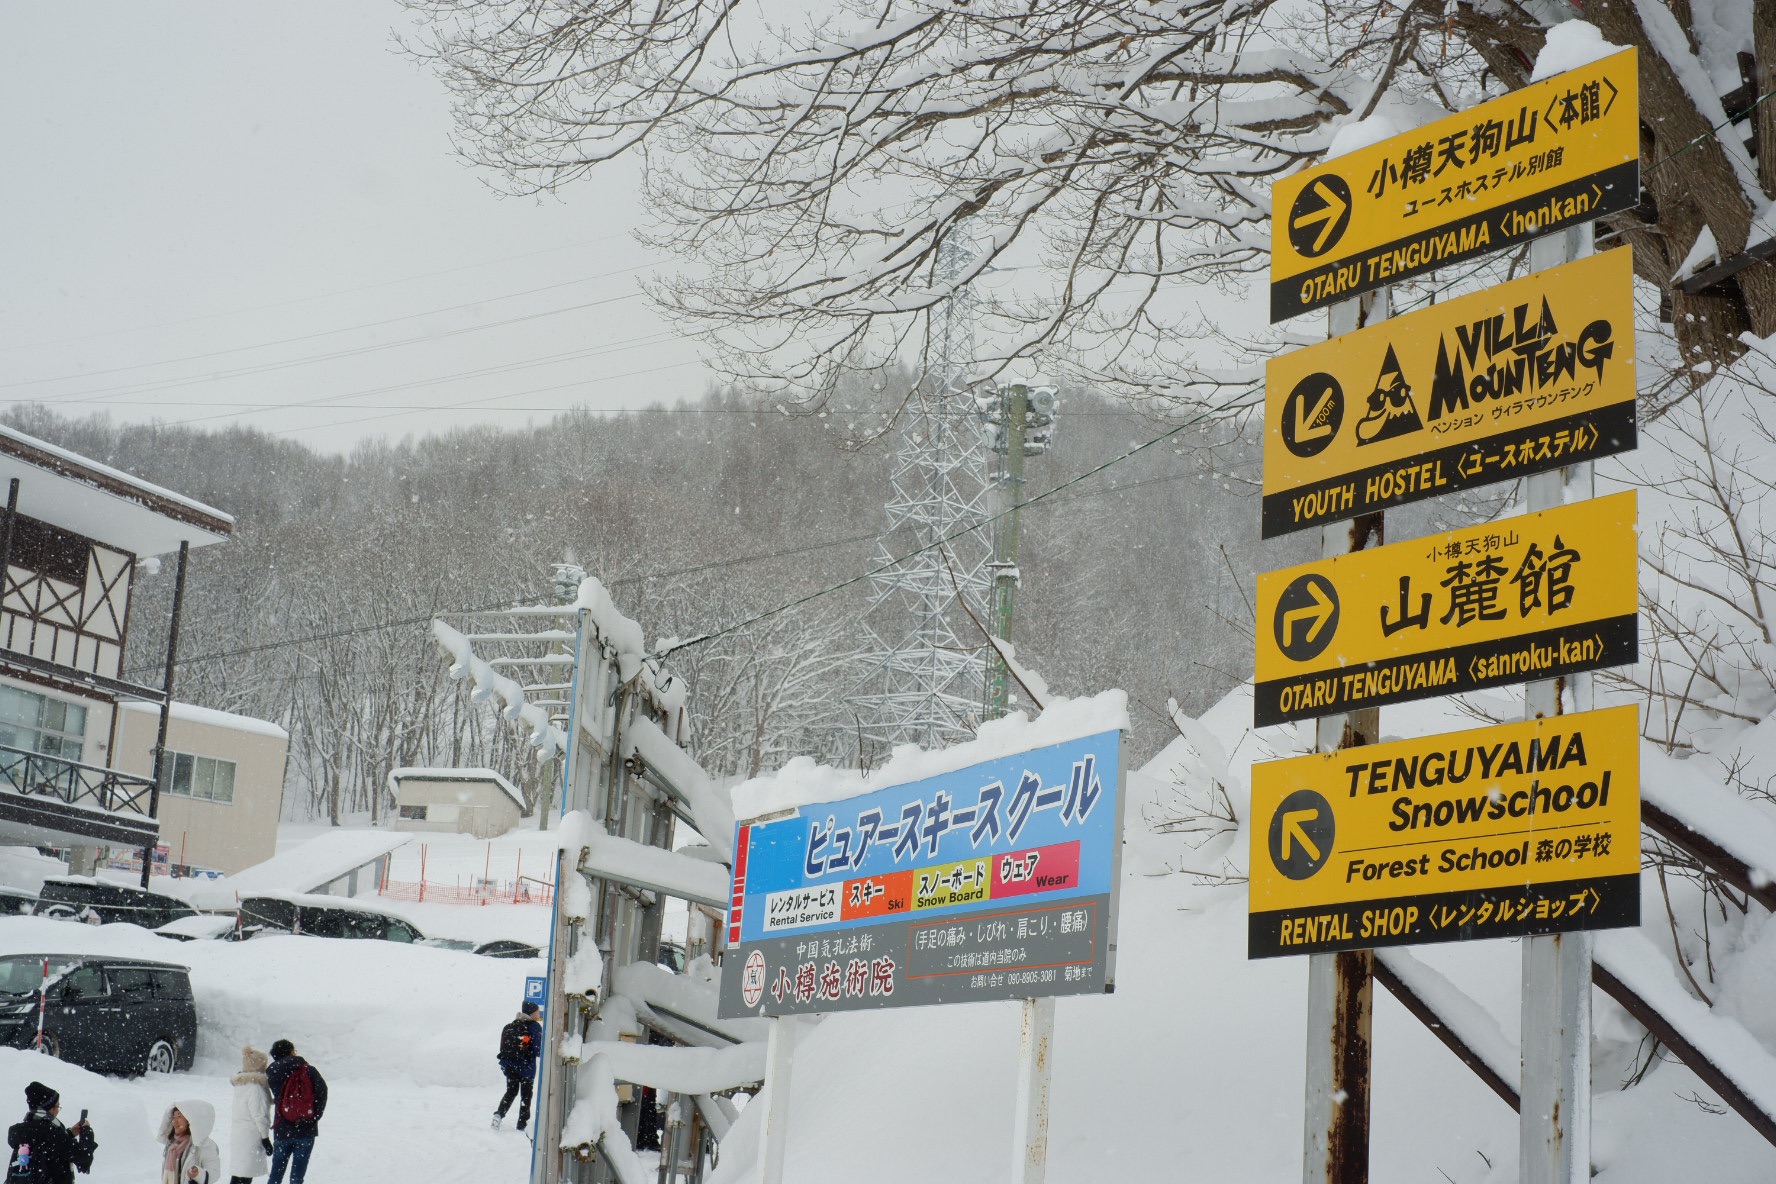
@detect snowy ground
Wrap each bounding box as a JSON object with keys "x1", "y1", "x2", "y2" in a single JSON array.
[{"x1": 0, "y1": 904, "x2": 543, "y2": 1184}]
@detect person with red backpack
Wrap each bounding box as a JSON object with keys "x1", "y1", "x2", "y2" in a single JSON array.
[
  {"x1": 491, "y1": 1001, "x2": 543, "y2": 1132},
  {"x1": 264, "y1": 1041, "x2": 327, "y2": 1184}
]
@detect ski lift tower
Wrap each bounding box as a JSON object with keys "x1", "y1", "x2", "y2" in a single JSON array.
[{"x1": 853, "y1": 230, "x2": 996, "y2": 750}]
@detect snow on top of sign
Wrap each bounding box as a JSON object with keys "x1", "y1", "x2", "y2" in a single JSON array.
[
  {"x1": 1530, "y1": 21, "x2": 1624, "y2": 82},
  {"x1": 730, "y1": 690, "x2": 1128, "y2": 820},
  {"x1": 1325, "y1": 113, "x2": 1404, "y2": 161}
]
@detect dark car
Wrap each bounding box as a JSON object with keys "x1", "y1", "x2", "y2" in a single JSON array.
[
  {"x1": 33, "y1": 877, "x2": 197, "y2": 929},
  {"x1": 239, "y1": 894, "x2": 424, "y2": 943},
  {"x1": 0, "y1": 954, "x2": 197, "y2": 1076},
  {"x1": 0, "y1": 886, "x2": 36, "y2": 915}
]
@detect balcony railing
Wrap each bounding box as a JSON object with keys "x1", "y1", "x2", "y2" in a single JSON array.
[{"x1": 0, "y1": 743, "x2": 155, "y2": 817}]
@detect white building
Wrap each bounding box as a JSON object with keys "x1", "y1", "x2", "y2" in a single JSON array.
[
  {"x1": 389, "y1": 767, "x2": 526, "y2": 838},
  {"x1": 0, "y1": 426, "x2": 232, "y2": 864},
  {"x1": 114, "y1": 702, "x2": 289, "y2": 875}
]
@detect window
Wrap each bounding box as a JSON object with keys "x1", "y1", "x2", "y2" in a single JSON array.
[
  {"x1": 161, "y1": 752, "x2": 236, "y2": 804},
  {"x1": 0, "y1": 684, "x2": 87, "y2": 761},
  {"x1": 399, "y1": 804, "x2": 427, "y2": 820},
  {"x1": 108, "y1": 968, "x2": 155, "y2": 997},
  {"x1": 61, "y1": 966, "x2": 107, "y2": 1000}
]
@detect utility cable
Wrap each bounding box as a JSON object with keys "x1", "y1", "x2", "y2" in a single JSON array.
[
  {"x1": 0, "y1": 233, "x2": 633, "y2": 356},
  {"x1": 653, "y1": 387, "x2": 1255, "y2": 659}
]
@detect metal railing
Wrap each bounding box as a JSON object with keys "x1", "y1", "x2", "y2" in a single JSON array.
[{"x1": 0, "y1": 742, "x2": 155, "y2": 816}]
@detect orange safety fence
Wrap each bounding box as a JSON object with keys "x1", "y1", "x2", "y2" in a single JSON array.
[{"x1": 377, "y1": 877, "x2": 554, "y2": 906}]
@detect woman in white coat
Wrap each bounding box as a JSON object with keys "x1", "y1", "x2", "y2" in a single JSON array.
[
  {"x1": 228, "y1": 1045, "x2": 274, "y2": 1183},
  {"x1": 156, "y1": 1099, "x2": 222, "y2": 1184}
]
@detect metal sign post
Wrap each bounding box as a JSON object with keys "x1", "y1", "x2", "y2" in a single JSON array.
[
  {"x1": 758, "y1": 1016, "x2": 797, "y2": 1184},
  {"x1": 1010, "y1": 994, "x2": 1056, "y2": 1184},
  {"x1": 1520, "y1": 220, "x2": 1595, "y2": 1184}
]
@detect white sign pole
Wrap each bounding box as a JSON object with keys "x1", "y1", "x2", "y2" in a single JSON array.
[
  {"x1": 1519, "y1": 222, "x2": 1594, "y2": 1184},
  {"x1": 1010, "y1": 995, "x2": 1056, "y2": 1184},
  {"x1": 759, "y1": 1015, "x2": 798, "y2": 1184}
]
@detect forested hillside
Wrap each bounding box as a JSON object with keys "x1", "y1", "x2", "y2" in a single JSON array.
[{"x1": 4, "y1": 391, "x2": 1284, "y2": 821}]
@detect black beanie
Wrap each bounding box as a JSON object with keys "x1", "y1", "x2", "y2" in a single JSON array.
[
  {"x1": 270, "y1": 1039, "x2": 295, "y2": 1059},
  {"x1": 24, "y1": 1081, "x2": 57, "y2": 1112},
  {"x1": 521, "y1": 1001, "x2": 540, "y2": 1015}
]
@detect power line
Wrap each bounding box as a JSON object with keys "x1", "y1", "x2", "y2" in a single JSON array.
[
  {"x1": 0, "y1": 232, "x2": 636, "y2": 356},
  {"x1": 8, "y1": 287, "x2": 646, "y2": 408}
]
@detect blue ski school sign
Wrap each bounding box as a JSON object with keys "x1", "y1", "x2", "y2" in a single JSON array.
[{"x1": 718, "y1": 730, "x2": 1125, "y2": 1017}]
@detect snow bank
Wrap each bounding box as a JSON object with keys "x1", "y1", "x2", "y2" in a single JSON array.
[
  {"x1": 731, "y1": 691, "x2": 1128, "y2": 819},
  {"x1": 186, "y1": 829, "x2": 411, "y2": 909},
  {"x1": 0, "y1": 917, "x2": 534, "y2": 1089}
]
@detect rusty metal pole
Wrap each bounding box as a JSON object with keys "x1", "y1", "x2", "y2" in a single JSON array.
[
  {"x1": 1519, "y1": 221, "x2": 1594, "y2": 1184},
  {"x1": 1010, "y1": 993, "x2": 1056, "y2": 1184},
  {"x1": 1301, "y1": 291, "x2": 1387, "y2": 1184}
]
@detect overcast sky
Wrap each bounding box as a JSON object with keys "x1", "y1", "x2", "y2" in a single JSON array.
[{"x1": 0, "y1": 3, "x2": 705, "y2": 452}]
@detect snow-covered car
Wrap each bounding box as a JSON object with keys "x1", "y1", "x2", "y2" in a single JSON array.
[
  {"x1": 0, "y1": 886, "x2": 36, "y2": 915},
  {"x1": 34, "y1": 877, "x2": 197, "y2": 929},
  {"x1": 418, "y1": 937, "x2": 477, "y2": 953},
  {"x1": 154, "y1": 914, "x2": 242, "y2": 942},
  {"x1": 238, "y1": 892, "x2": 425, "y2": 943},
  {"x1": 475, "y1": 939, "x2": 541, "y2": 960},
  {"x1": 0, "y1": 954, "x2": 197, "y2": 1076}
]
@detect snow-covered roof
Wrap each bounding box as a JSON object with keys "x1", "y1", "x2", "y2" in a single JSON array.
[
  {"x1": 0, "y1": 425, "x2": 232, "y2": 557},
  {"x1": 184, "y1": 828, "x2": 411, "y2": 909},
  {"x1": 121, "y1": 700, "x2": 288, "y2": 740},
  {"x1": 389, "y1": 766, "x2": 526, "y2": 811}
]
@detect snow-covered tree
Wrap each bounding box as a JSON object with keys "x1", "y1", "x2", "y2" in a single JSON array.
[{"x1": 407, "y1": 0, "x2": 1776, "y2": 389}]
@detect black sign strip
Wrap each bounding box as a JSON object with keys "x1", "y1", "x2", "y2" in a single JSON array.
[
  {"x1": 1248, "y1": 872, "x2": 1640, "y2": 958},
  {"x1": 1254, "y1": 613, "x2": 1637, "y2": 727},
  {"x1": 1270, "y1": 161, "x2": 1641, "y2": 322},
  {"x1": 1262, "y1": 401, "x2": 1638, "y2": 538}
]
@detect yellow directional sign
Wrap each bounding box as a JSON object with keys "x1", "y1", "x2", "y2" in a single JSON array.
[
  {"x1": 1270, "y1": 50, "x2": 1638, "y2": 321},
  {"x1": 1253, "y1": 492, "x2": 1637, "y2": 727},
  {"x1": 1263, "y1": 249, "x2": 1636, "y2": 537},
  {"x1": 1248, "y1": 706, "x2": 1640, "y2": 958}
]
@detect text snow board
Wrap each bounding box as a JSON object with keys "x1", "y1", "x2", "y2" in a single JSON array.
[
  {"x1": 1269, "y1": 50, "x2": 1638, "y2": 321},
  {"x1": 1248, "y1": 705, "x2": 1639, "y2": 957},
  {"x1": 1262, "y1": 249, "x2": 1636, "y2": 537},
  {"x1": 1253, "y1": 491, "x2": 1636, "y2": 727},
  {"x1": 716, "y1": 731, "x2": 1125, "y2": 1018}
]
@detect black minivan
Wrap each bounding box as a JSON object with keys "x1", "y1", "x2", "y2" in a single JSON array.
[
  {"x1": 0, "y1": 954, "x2": 198, "y2": 1076},
  {"x1": 33, "y1": 878, "x2": 197, "y2": 929},
  {"x1": 238, "y1": 894, "x2": 424, "y2": 943}
]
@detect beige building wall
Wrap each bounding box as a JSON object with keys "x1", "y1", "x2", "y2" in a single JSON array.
[
  {"x1": 391, "y1": 772, "x2": 522, "y2": 839},
  {"x1": 115, "y1": 703, "x2": 288, "y2": 875}
]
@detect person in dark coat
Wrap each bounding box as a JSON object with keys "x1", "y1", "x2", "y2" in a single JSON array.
[
  {"x1": 264, "y1": 1040, "x2": 327, "y2": 1184},
  {"x1": 6, "y1": 1081, "x2": 96, "y2": 1184},
  {"x1": 491, "y1": 1001, "x2": 543, "y2": 1132}
]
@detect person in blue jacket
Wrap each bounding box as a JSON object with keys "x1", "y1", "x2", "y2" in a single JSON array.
[{"x1": 492, "y1": 1001, "x2": 543, "y2": 1132}]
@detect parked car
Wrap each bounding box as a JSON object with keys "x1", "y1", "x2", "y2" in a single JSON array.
[
  {"x1": 418, "y1": 936, "x2": 477, "y2": 953},
  {"x1": 155, "y1": 914, "x2": 241, "y2": 942},
  {"x1": 476, "y1": 939, "x2": 541, "y2": 960},
  {"x1": 238, "y1": 893, "x2": 425, "y2": 943},
  {"x1": 0, "y1": 886, "x2": 36, "y2": 915},
  {"x1": 0, "y1": 954, "x2": 197, "y2": 1076},
  {"x1": 33, "y1": 877, "x2": 197, "y2": 929}
]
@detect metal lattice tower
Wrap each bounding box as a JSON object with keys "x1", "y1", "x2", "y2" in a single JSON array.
[{"x1": 853, "y1": 230, "x2": 995, "y2": 749}]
